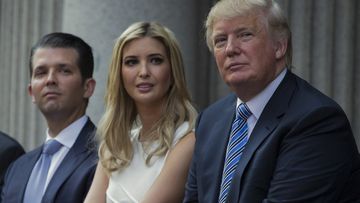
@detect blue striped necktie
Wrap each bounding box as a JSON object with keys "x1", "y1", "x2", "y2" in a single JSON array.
[
  {"x1": 23, "y1": 139, "x2": 62, "y2": 203},
  {"x1": 218, "y1": 103, "x2": 252, "y2": 203}
]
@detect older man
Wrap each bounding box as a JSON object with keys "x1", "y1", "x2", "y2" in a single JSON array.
[{"x1": 184, "y1": 0, "x2": 360, "y2": 202}]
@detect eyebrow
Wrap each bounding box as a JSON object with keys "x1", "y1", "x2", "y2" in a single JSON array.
[
  {"x1": 148, "y1": 53, "x2": 164, "y2": 57},
  {"x1": 123, "y1": 53, "x2": 164, "y2": 58},
  {"x1": 33, "y1": 62, "x2": 74, "y2": 70},
  {"x1": 213, "y1": 26, "x2": 249, "y2": 36},
  {"x1": 214, "y1": 25, "x2": 262, "y2": 39}
]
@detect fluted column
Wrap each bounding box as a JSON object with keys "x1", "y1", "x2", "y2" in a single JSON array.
[{"x1": 0, "y1": 0, "x2": 63, "y2": 150}]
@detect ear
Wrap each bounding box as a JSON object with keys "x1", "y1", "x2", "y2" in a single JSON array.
[
  {"x1": 27, "y1": 83, "x2": 36, "y2": 103},
  {"x1": 83, "y1": 78, "x2": 96, "y2": 99},
  {"x1": 274, "y1": 37, "x2": 288, "y2": 59}
]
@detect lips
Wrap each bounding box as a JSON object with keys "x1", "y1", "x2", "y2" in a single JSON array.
[
  {"x1": 227, "y1": 62, "x2": 248, "y2": 71},
  {"x1": 43, "y1": 91, "x2": 61, "y2": 98},
  {"x1": 136, "y1": 83, "x2": 154, "y2": 92}
]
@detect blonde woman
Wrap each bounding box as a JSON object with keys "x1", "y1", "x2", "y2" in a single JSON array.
[{"x1": 85, "y1": 22, "x2": 197, "y2": 203}]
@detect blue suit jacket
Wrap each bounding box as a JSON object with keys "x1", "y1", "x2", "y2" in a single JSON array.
[
  {"x1": 184, "y1": 71, "x2": 360, "y2": 203},
  {"x1": 1, "y1": 119, "x2": 98, "y2": 203}
]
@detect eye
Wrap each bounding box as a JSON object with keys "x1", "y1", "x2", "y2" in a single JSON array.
[
  {"x1": 123, "y1": 58, "x2": 138, "y2": 66},
  {"x1": 59, "y1": 67, "x2": 72, "y2": 74},
  {"x1": 213, "y1": 36, "x2": 227, "y2": 48},
  {"x1": 238, "y1": 31, "x2": 253, "y2": 41},
  {"x1": 150, "y1": 56, "x2": 164, "y2": 65},
  {"x1": 33, "y1": 67, "x2": 47, "y2": 78},
  {"x1": 33, "y1": 69, "x2": 46, "y2": 78}
]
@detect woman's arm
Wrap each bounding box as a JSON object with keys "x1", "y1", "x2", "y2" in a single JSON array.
[
  {"x1": 84, "y1": 163, "x2": 109, "y2": 203},
  {"x1": 142, "y1": 132, "x2": 195, "y2": 203}
]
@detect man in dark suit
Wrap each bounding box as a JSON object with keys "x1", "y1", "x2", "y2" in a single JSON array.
[
  {"x1": 0, "y1": 131, "x2": 25, "y2": 201},
  {"x1": 1, "y1": 32, "x2": 98, "y2": 203},
  {"x1": 184, "y1": 0, "x2": 360, "y2": 202}
]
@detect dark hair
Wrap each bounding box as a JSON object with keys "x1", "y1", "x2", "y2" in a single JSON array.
[{"x1": 29, "y1": 32, "x2": 94, "y2": 81}]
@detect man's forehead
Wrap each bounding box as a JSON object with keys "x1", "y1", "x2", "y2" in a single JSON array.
[
  {"x1": 32, "y1": 47, "x2": 78, "y2": 61},
  {"x1": 34, "y1": 47, "x2": 78, "y2": 55},
  {"x1": 212, "y1": 14, "x2": 263, "y2": 34},
  {"x1": 32, "y1": 47, "x2": 80, "y2": 69}
]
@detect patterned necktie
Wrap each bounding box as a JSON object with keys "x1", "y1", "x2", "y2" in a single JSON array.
[
  {"x1": 218, "y1": 103, "x2": 252, "y2": 203},
  {"x1": 23, "y1": 139, "x2": 62, "y2": 203}
]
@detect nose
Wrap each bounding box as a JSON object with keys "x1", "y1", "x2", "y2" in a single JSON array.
[
  {"x1": 138, "y1": 62, "x2": 150, "y2": 79},
  {"x1": 46, "y1": 70, "x2": 57, "y2": 86},
  {"x1": 225, "y1": 36, "x2": 240, "y2": 57}
]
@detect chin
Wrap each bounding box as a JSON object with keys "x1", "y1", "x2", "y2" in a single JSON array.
[
  {"x1": 40, "y1": 104, "x2": 61, "y2": 114},
  {"x1": 226, "y1": 77, "x2": 247, "y2": 86}
]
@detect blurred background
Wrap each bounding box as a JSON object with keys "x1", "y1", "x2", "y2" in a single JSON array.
[{"x1": 0, "y1": 0, "x2": 359, "y2": 151}]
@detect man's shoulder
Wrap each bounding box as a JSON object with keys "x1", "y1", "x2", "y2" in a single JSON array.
[
  {"x1": 4, "y1": 146, "x2": 39, "y2": 177},
  {"x1": 75, "y1": 118, "x2": 98, "y2": 152},
  {"x1": 0, "y1": 131, "x2": 23, "y2": 150},
  {"x1": 81, "y1": 118, "x2": 96, "y2": 136},
  {"x1": 203, "y1": 93, "x2": 236, "y2": 113},
  {"x1": 290, "y1": 72, "x2": 342, "y2": 110}
]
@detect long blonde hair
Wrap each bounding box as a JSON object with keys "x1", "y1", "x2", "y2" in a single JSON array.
[{"x1": 98, "y1": 22, "x2": 197, "y2": 174}]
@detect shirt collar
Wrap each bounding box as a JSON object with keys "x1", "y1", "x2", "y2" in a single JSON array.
[
  {"x1": 45, "y1": 115, "x2": 88, "y2": 149},
  {"x1": 237, "y1": 68, "x2": 287, "y2": 120}
]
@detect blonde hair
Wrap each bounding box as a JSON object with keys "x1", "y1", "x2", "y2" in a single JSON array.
[
  {"x1": 205, "y1": 0, "x2": 292, "y2": 67},
  {"x1": 98, "y1": 22, "x2": 197, "y2": 174}
]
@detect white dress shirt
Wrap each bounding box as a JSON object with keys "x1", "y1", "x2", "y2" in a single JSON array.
[
  {"x1": 237, "y1": 69, "x2": 287, "y2": 137},
  {"x1": 42, "y1": 115, "x2": 88, "y2": 190}
]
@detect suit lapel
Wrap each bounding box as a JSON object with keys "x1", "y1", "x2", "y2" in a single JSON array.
[
  {"x1": 42, "y1": 120, "x2": 96, "y2": 200},
  {"x1": 16, "y1": 148, "x2": 42, "y2": 202},
  {"x1": 227, "y1": 71, "x2": 298, "y2": 202}
]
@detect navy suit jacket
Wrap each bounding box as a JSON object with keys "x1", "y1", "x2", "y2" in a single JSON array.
[
  {"x1": 0, "y1": 131, "x2": 25, "y2": 202},
  {"x1": 184, "y1": 71, "x2": 360, "y2": 203},
  {"x1": 1, "y1": 119, "x2": 98, "y2": 203}
]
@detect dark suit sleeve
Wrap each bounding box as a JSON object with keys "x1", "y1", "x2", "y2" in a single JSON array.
[
  {"x1": 0, "y1": 142, "x2": 25, "y2": 202},
  {"x1": 183, "y1": 113, "x2": 203, "y2": 203},
  {"x1": 263, "y1": 106, "x2": 357, "y2": 202}
]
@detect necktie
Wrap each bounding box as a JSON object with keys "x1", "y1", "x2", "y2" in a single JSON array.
[
  {"x1": 218, "y1": 103, "x2": 252, "y2": 203},
  {"x1": 23, "y1": 139, "x2": 62, "y2": 203}
]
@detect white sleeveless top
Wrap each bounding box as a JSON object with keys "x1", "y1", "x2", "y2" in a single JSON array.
[{"x1": 106, "y1": 122, "x2": 190, "y2": 203}]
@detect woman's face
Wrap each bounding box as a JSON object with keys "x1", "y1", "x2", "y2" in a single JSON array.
[{"x1": 121, "y1": 37, "x2": 172, "y2": 108}]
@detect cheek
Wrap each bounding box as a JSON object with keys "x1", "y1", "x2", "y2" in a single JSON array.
[
  {"x1": 214, "y1": 52, "x2": 226, "y2": 74},
  {"x1": 160, "y1": 72, "x2": 172, "y2": 90},
  {"x1": 156, "y1": 64, "x2": 172, "y2": 87},
  {"x1": 122, "y1": 78, "x2": 132, "y2": 94},
  {"x1": 214, "y1": 51, "x2": 224, "y2": 64},
  {"x1": 29, "y1": 81, "x2": 42, "y2": 95},
  {"x1": 121, "y1": 70, "x2": 133, "y2": 88}
]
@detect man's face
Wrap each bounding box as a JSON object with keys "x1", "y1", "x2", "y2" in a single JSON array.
[
  {"x1": 212, "y1": 13, "x2": 286, "y2": 100},
  {"x1": 28, "y1": 47, "x2": 94, "y2": 119}
]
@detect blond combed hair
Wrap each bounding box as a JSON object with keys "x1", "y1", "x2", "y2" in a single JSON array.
[
  {"x1": 98, "y1": 22, "x2": 197, "y2": 174},
  {"x1": 205, "y1": 0, "x2": 292, "y2": 67}
]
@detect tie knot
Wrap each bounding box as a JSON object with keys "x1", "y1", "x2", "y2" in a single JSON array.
[
  {"x1": 43, "y1": 139, "x2": 62, "y2": 155},
  {"x1": 237, "y1": 103, "x2": 252, "y2": 120}
]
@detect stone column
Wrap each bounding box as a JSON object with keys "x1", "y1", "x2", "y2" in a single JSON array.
[{"x1": 0, "y1": 0, "x2": 63, "y2": 150}]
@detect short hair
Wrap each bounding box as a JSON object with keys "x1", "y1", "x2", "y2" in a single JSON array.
[
  {"x1": 29, "y1": 32, "x2": 94, "y2": 81},
  {"x1": 98, "y1": 21, "x2": 197, "y2": 173},
  {"x1": 205, "y1": 0, "x2": 292, "y2": 67}
]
